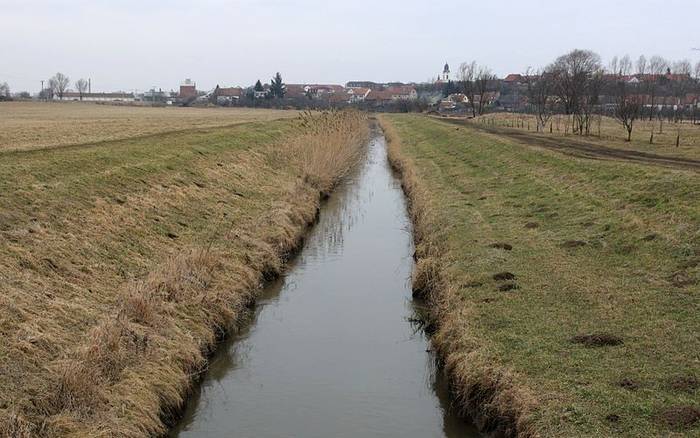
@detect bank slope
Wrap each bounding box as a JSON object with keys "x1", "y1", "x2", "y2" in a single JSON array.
[
  {"x1": 380, "y1": 114, "x2": 699, "y2": 437},
  {"x1": 0, "y1": 112, "x2": 367, "y2": 437}
]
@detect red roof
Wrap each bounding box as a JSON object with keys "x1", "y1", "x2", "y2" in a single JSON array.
[
  {"x1": 504, "y1": 74, "x2": 523, "y2": 82},
  {"x1": 384, "y1": 86, "x2": 416, "y2": 95},
  {"x1": 216, "y1": 87, "x2": 243, "y2": 97},
  {"x1": 348, "y1": 87, "x2": 370, "y2": 98}
]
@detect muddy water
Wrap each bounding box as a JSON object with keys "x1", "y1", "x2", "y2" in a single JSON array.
[{"x1": 170, "y1": 132, "x2": 479, "y2": 437}]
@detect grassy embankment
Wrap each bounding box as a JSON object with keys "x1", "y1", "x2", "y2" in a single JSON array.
[
  {"x1": 380, "y1": 114, "x2": 698, "y2": 437},
  {"x1": 0, "y1": 106, "x2": 367, "y2": 437}
]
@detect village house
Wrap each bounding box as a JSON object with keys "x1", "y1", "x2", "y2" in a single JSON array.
[
  {"x1": 363, "y1": 86, "x2": 418, "y2": 104},
  {"x1": 347, "y1": 87, "x2": 370, "y2": 103},
  {"x1": 211, "y1": 85, "x2": 243, "y2": 104},
  {"x1": 179, "y1": 79, "x2": 197, "y2": 98},
  {"x1": 307, "y1": 84, "x2": 345, "y2": 98},
  {"x1": 284, "y1": 84, "x2": 309, "y2": 100},
  {"x1": 383, "y1": 85, "x2": 418, "y2": 100},
  {"x1": 503, "y1": 74, "x2": 524, "y2": 85},
  {"x1": 346, "y1": 81, "x2": 382, "y2": 90}
]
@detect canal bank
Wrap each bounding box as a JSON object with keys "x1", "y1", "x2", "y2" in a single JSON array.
[{"x1": 170, "y1": 131, "x2": 478, "y2": 437}]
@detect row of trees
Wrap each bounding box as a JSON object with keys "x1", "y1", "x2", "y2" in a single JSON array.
[
  {"x1": 448, "y1": 51, "x2": 700, "y2": 141},
  {"x1": 519, "y1": 50, "x2": 700, "y2": 141},
  {"x1": 42, "y1": 73, "x2": 90, "y2": 100},
  {"x1": 608, "y1": 54, "x2": 700, "y2": 79}
]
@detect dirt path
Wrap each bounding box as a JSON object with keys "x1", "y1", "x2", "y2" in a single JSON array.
[{"x1": 439, "y1": 117, "x2": 700, "y2": 171}]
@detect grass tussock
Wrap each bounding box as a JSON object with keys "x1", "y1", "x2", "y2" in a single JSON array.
[
  {"x1": 380, "y1": 114, "x2": 699, "y2": 437},
  {"x1": 0, "y1": 109, "x2": 367, "y2": 437}
]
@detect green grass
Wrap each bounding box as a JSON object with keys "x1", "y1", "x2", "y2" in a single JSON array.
[{"x1": 382, "y1": 114, "x2": 699, "y2": 437}]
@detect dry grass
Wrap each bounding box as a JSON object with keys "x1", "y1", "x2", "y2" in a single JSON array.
[
  {"x1": 0, "y1": 109, "x2": 367, "y2": 437},
  {"x1": 286, "y1": 110, "x2": 368, "y2": 194},
  {"x1": 380, "y1": 114, "x2": 699, "y2": 437},
  {"x1": 0, "y1": 101, "x2": 298, "y2": 152},
  {"x1": 474, "y1": 112, "x2": 700, "y2": 161}
]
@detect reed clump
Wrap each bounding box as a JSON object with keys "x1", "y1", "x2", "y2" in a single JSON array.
[{"x1": 286, "y1": 109, "x2": 368, "y2": 195}]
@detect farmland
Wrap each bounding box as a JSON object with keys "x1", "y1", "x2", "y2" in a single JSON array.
[
  {"x1": 472, "y1": 113, "x2": 700, "y2": 162},
  {"x1": 381, "y1": 114, "x2": 699, "y2": 436},
  {"x1": 0, "y1": 102, "x2": 297, "y2": 151},
  {"x1": 0, "y1": 104, "x2": 366, "y2": 436}
]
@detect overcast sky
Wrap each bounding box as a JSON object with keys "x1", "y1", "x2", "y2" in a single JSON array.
[{"x1": 2, "y1": 0, "x2": 699, "y2": 93}]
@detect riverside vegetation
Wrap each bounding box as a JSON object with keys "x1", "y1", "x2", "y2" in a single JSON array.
[
  {"x1": 380, "y1": 114, "x2": 699, "y2": 437},
  {"x1": 0, "y1": 106, "x2": 367, "y2": 437}
]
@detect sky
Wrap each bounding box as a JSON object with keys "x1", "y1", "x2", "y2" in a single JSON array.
[{"x1": 2, "y1": 0, "x2": 699, "y2": 93}]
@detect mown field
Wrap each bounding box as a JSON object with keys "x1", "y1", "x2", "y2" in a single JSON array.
[
  {"x1": 0, "y1": 102, "x2": 297, "y2": 151},
  {"x1": 472, "y1": 112, "x2": 700, "y2": 161},
  {"x1": 0, "y1": 105, "x2": 366, "y2": 437},
  {"x1": 381, "y1": 114, "x2": 699, "y2": 437}
]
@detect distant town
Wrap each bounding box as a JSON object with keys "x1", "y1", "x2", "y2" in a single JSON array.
[{"x1": 1, "y1": 59, "x2": 699, "y2": 122}]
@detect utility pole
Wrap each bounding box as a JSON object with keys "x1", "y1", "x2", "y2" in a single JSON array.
[
  {"x1": 88, "y1": 78, "x2": 91, "y2": 93},
  {"x1": 40, "y1": 80, "x2": 44, "y2": 100}
]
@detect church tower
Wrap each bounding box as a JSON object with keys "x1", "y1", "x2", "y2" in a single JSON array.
[{"x1": 443, "y1": 63, "x2": 450, "y2": 81}]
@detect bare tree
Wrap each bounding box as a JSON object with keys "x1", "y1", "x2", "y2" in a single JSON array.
[
  {"x1": 609, "y1": 56, "x2": 619, "y2": 75},
  {"x1": 648, "y1": 56, "x2": 668, "y2": 75},
  {"x1": 49, "y1": 72, "x2": 70, "y2": 100},
  {"x1": 647, "y1": 56, "x2": 668, "y2": 121},
  {"x1": 669, "y1": 60, "x2": 693, "y2": 122},
  {"x1": 75, "y1": 78, "x2": 89, "y2": 100},
  {"x1": 613, "y1": 80, "x2": 642, "y2": 141},
  {"x1": 636, "y1": 55, "x2": 647, "y2": 76},
  {"x1": 525, "y1": 68, "x2": 554, "y2": 132},
  {"x1": 619, "y1": 55, "x2": 633, "y2": 76},
  {"x1": 672, "y1": 59, "x2": 692, "y2": 76},
  {"x1": 695, "y1": 61, "x2": 700, "y2": 80},
  {"x1": 582, "y1": 69, "x2": 605, "y2": 135},
  {"x1": 0, "y1": 82, "x2": 9, "y2": 98},
  {"x1": 550, "y1": 49, "x2": 602, "y2": 135},
  {"x1": 474, "y1": 66, "x2": 496, "y2": 116},
  {"x1": 458, "y1": 61, "x2": 477, "y2": 117}
]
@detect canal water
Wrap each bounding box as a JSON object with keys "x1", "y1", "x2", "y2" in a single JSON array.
[{"x1": 170, "y1": 132, "x2": 478, "y2": 437}]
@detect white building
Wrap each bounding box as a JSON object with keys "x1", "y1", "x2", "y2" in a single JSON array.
[{"x1": 54, "y1": 92, "x2": 135, "y2": 102}]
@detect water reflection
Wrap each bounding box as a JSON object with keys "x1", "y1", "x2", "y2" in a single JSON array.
[{"x1": 171, "y1": 130, "x2": 479, "y2": 437}]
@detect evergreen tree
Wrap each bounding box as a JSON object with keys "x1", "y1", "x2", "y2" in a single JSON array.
[
  {"x1": 442, "y1": 80, "x2": 457, "y2": 97},
  {"x1": 254, "y1": 80, "x2": 264, "y2": 92},
  {"x1": 270, "y1": 72, "x2": 286, "y2": 98}
]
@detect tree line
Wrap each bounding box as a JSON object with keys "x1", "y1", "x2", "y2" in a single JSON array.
[
  {"x1": 454, "y1": 50, "x2": 700, "y2": 142},
  {"x1": 40, "y1": 73, "x2": 91, "y2": 100}
]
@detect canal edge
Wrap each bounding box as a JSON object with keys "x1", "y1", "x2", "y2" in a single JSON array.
[{"x1": 377, "y1": 114, "x2": 538, "y2": 438}]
